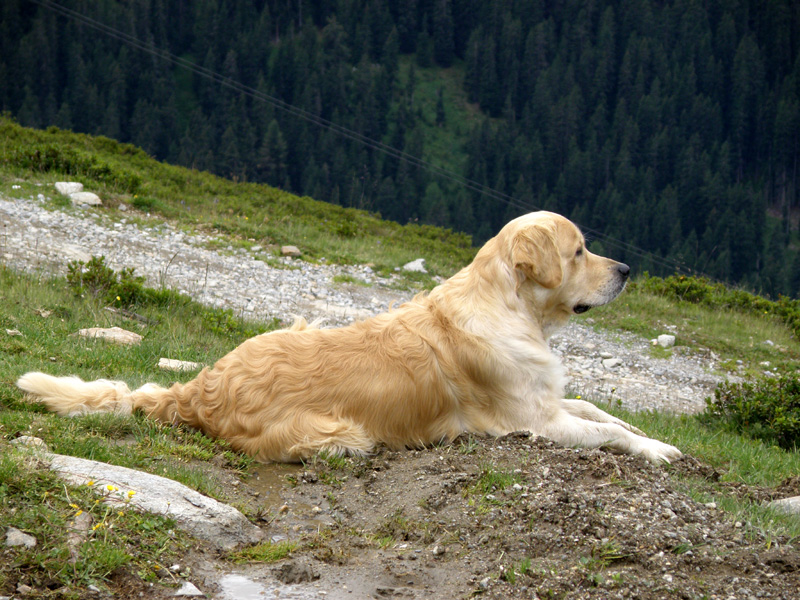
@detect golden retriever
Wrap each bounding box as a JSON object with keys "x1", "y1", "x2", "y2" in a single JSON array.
[{"x1": 17, "y1": 211, "x2": 681, "y2": 463}]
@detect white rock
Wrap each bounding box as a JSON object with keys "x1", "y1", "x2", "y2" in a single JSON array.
[
  {"x1": 74, "y1": 326, "x2": 142, "y2": 345},
  {"x1": 5, "y1": 527, "x2": 37, "y2": 549},
  {"x1": 45, "y1": 453, "x2": 264, "y2": 550},
  {"x1": 602, "y1": 358, "x2": 622, "y2": 369},
  {"x1": 657, "y1": 334, "x2": 676, "y2": 348},
  {"x1": 69, "y1": 191, "x2": 102, "y2": 206},
  {"x1": 769, "y1": 496, "x2": 800, "y2": 515},
  {"x1": 403, "y1": 258, "x2": 427, "y2": 273},
  {"x1": 10, "y1": 436, "x2": 49, "y2": 451},
  {"x1": 55, "y1": 182, "x2": 83, "y2": 195},
  {"x1": 281, "y1": 245, "x2": 301, "y2": 257},
  {"x1": 158, "y1": 358, "x2": 203, "y2": 372},
  {"x1": 173, "y1": 582, "x2": 204, "y2": 597}
]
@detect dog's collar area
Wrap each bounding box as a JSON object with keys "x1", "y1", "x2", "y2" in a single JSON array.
[{"x1": 573, "y1": 304, "x2": 591, "y2": 314}]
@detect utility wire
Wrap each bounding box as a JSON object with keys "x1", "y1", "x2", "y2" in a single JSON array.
[{"x1": 29, "y1": 0, "x2": 702, "y2": 277}]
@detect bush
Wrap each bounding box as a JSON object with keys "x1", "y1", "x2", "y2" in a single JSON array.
[
  {"x1": 4, "y1": 142, "x2": 141, "y2": 193},
  {"x1": 66, "y1": 255, "x2": 185, "y2": 307},
  {"x1": 702, "y1": 376, "x2": 800, "y2": 450}
]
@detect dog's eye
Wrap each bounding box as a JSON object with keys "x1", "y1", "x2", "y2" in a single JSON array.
[{"x1": 575, "y1": 247, "x2": 584, "y2": 257}]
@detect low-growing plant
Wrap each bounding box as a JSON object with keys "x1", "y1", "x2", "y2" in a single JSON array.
[
  {"x1": 471, "y1": 463, "x2": 522, "y2": 496},
  {"x1": 701, "y1": 376, "x2": 800, "y2": 450},
  {"x1": 66, "y1": 255, "x2": 187, "y2": 308},
  {"x1": 230, "y1": 540, "x2": 297, "y2": 563}
]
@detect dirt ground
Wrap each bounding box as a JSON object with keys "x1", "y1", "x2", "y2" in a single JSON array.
[{"x1": 98, "y1": 432, "x2": 800, "y2": 600}]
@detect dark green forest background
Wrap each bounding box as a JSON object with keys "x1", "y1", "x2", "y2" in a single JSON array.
[{"x1": 2, "y1": 0, "x2": 800, "y2": 296}]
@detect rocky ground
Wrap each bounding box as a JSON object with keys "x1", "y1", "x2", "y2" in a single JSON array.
[{"x1": 3, "y1": 186, "x2": 799, "y2": 599}]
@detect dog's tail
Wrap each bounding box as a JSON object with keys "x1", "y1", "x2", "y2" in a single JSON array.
[{"x1": 16, "y1": 372, "x2": 185, "y2": 423}]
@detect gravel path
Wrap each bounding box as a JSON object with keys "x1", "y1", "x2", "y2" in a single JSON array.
[{"x1": 2, "y1": 185, "x2": 730, "y2": 415}]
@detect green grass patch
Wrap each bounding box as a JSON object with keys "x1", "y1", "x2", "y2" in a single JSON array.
[
  {"x1": 588, "y1": 275, "x2": 800, "y2": 376},
  {"x1": 0, "y1": 451, "x2": 185, "y2": 594},
  {"x1": 230, "y1": 540, "x2": 297, "y2": 563},
  {"x1": 0, "y1": 117, "x2": 476, "y2": 277}
]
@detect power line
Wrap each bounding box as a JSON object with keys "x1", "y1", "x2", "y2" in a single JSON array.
[{"x1": 28, "y1": 0, "x2": 703, "y2": 277}]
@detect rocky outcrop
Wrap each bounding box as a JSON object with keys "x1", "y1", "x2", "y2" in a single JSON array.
[{"x1": 11, "y1": 437, "x2": 264, "y2": 551}]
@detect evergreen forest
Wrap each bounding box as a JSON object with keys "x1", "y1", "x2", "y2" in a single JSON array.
[{"x1": 2, "y1": 0, "x2": 800, "y2": 296}]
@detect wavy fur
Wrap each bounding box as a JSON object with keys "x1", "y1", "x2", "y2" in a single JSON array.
[{"x1": 17, "y1": 212, "x2": 681, "y2": 463}]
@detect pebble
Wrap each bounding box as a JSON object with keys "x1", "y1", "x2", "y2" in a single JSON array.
[
  {"x1": 5, "y1": 527, "x2": 37, "y2": 549},
  {"x1": 173, "y1": 582, "x2": 204, "y2": 597}
]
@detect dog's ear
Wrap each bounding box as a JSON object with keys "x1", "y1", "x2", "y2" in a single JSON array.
[{"x1": 511, "y1": 226, "x2": 563, "y2": 289}]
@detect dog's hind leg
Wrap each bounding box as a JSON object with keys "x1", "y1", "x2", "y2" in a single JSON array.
[
  {"x1": 560, "y1": 398, "x2": 645, "y2": 436},
  {"x1": 257, "y1": 414, "x2": 376, "y2": 463}
]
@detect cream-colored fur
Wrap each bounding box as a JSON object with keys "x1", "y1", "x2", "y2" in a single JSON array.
[{"x1": 17, "y1": 212, "x2": 681, "y2": 463}]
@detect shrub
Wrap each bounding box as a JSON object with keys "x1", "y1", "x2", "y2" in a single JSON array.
[
  {"x1": 66, "y1": 255, "x2": 185, "y2": 308},
  {"x1": 4, "y1": 142, "x2": 141, "y2": 193},
  {"x1": 702, "y1": 376, "x2": 800, "y2": 450}
]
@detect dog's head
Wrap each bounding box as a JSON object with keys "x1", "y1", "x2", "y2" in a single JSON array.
[{"x1": 497, "y1": 211, "x2": 629, "y2": 328}]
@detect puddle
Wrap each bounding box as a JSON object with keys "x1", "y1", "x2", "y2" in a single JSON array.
[
  {"x1": 217, "y1": 573, "x2": 321, "y2": 599},
  {"x1": 248, "y1": 462, "x2": 303, "y2": 508},
  {"x1": 246, "y1": 462, "x2": 333, "y2": 531}
]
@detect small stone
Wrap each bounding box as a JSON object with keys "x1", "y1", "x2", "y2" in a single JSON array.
[
  {"x1": 55, "y1": 182, "x2": 83, "y2": 195},
  {"x1": 158, "y1": 358, "x2": 203, "y2": 372},
  {"x1": 281, "y1": 245, "x2": 302, "y2": 257},
  {"x1": 5, "y1": 328, "x2": 22, "y2": 336},
  {"x1": 16, "y1": 583, "x2": 33, "y2": 595},
  {"x1": 402, "y1": 258, "x2": 427, "y2": 273},
  {"x1": 657, "y1": 334, "x2": 676, "y2": 348},
  {"x1": 10, "y1": 436, "x2": 49, "y2": 451},
  {"x1": 311, "y1": 506, "x2": 323, "y2": 514},
  {"x1": 479, "y1": 577, "x2": 491, "y2": 590},
  {"x1": 432, "y1": 545, "x2": 446, "y2": 556},
  {"x1": 173, "y1": 582, "x2": 204, "y2": 597},
  {"x1": 69, "y1": 191, "x2": 102, "y2": 206},
  {"x1": 73, "y1": 326, "x2": 142, "y2": 345},
  {"x1": 279, "y1": 504, "x2": 289, "y2": 513},
  {"x1": 602, "y1": 358, "x2": 622, "y2": 369},
  {"x1": 5, "y1": 527, "x2": 37, "y2": 549}
]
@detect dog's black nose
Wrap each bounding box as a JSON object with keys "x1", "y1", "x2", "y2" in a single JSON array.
[{"x1": 617, "y1": 263, "x2": 630, "y2": 279}]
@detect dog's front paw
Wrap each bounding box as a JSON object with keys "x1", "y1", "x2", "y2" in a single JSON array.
[{"x1": 636, "y1": 438, "x2": 682, "y2": 464}]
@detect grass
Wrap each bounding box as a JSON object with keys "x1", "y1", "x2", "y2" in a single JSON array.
[
  {"x1": 587, "y1": 281, "x2": 800, "y2": 376},
  {"x1": 229, "y1": 540, "x2": 297, "y2": 563},
  {"x1": 0, "y1": 117, "x2": 476, "y2": 279},
  {"x1": 0, "y1": 264, "x2": 263, "y2": 595},
  {"x1": 0, "y1": 451, "x2": 185, "y2": 595}
]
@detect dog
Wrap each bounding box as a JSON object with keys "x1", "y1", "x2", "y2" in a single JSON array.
[{"x1": 17, "y1": 211, "x2": 681, "y2": 464}]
